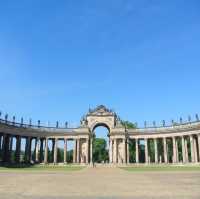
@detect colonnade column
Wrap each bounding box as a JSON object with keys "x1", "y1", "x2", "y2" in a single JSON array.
[
  {"x1": 51, "y1": 139, "x2": 55, "y2": 163},
  {"x1": 76, "y1": 138, "x2": 80, "y2": 163},
  {"x1": 109, "y1": 138, "x2": 113, "y2": 163},
  {"x1": 9, "y1": 136, "x2": 13, "y2": 161},
  {"x1": 190, "y1": 135, "x2": 194, "y2": 162},
  {"x1": 113, "y1": 139, "x2": 117, "y2": 163},
  {"x1": 154, "y1": 138, "x2": 158, "y2": 163},
  {"x1": 25, "y1": 137, "x2": 31, "y2": 163},
  {"x1": 15, "y1": 136, "x2": 21, "y2": 163},
  {"x1": 73, "y1": 139, "x2": 77, "y2": 163},
  {"x1": 198, "y1": 134, "x2": 200, "y2": 162},
  {"x1": 86, "y1": 138, "x2": 89, "y2": 164},
  {"x1": 64, "y1": 139, "x2": 67, "y2": 164},
  {"x1": 1, "y1": 134, "x2": 5, "y2": 161},
  {"x1": 185, "y1": 138, "x2": 189, "y2": 163},
  {"x1": 163, "y1": 137, "x2": 168, "y2": 163},
  {"x1": 29, "y1": 138, "x2": 32, "y2": 162},
  {"x1": 3, "y1": 134, "x2": 10, "y2": 162},
  {"x1": 35, "y1": 138, "x2": 40, "y2": 163},
  {"x1": 181, "y1": 136, "x2": 186, "y2": 163},
  {"x1": 193, "y1": 136, "x2": 198, "y2": 163},
  {"x1": 44, "y1": 138, "x2": 48, "y2": 164},
  {"x1": 0, "y1": 135, "x2": 2, "y2": 152},
  {"x1": 54, "y1": 138, "x2": 58, "y2": 164},
  {"x1": 144, "y1": 138, "x2": 148, "y2": 164},
  {"x1": 176, "y1": 138, "x2": 179, "y2": 163},
  {"x1": 135, "y1": 138, "x2": 139, "y2": 163},
  {"x1": 123, "y1": 138, "x2": 126, "y2": 164},
  {"x1": 0, "y1": 135, "x2": 3, "y2": 157},
  {"x1": 39, "y1": 139, "x2": 43, "y2": 163},
  {"x1": 126, "y1": 138, "x2": 129, "y2": 164},
  {"x1": 172, "y1": 137, "x2": 177, "y2": 163},
  {"x1": 90, "y1": 137, "x2": 93, "y2": 164}
]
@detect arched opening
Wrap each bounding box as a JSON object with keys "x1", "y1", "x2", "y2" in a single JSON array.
[{"x1": 92, "y1": 124, "x2": 110, "y2": 163}]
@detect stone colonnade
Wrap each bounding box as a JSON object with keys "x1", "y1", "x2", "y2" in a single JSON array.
[
  {"x1": 0, "y1": 133, "x2": 200, "y2": 165},
  {"x1": 127, "y1": 134, "x2": 200, "y2": 164},
  {"x1": 0, "y1": 134, "x2": 90, "y2": 164}
]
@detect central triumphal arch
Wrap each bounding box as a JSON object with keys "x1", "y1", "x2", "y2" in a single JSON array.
[
  {"x1": 0, "y1": 105, "x2": 200, "y2": 165},
  {"x1": 81, "y1": 105, "x2": 127, "y2": 164}
]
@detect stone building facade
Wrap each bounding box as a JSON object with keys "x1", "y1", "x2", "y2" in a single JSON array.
[{"x1": 0, "y1": 105, "x2": 200, "y2": 165}]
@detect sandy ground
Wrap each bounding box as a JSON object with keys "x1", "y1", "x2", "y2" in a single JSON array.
[{"x1": 0, "y1": 167, "x2": 200, "y2": 199}]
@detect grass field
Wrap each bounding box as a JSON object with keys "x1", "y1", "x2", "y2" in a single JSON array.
[
  {"x1": 120, "y1": 164, "x2": 200, "y2": 172},
  {"x1": 0, "y1": 164, "x2": 85, "y2": 172}
]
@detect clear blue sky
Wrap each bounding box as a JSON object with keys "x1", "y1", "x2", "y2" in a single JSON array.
[{"x1": 0, "y1": 0, "x2": 200, "y2": 128}]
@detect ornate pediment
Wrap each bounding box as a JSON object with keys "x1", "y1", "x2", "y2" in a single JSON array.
[
  {"x1": 87, "y1": 105, "x2": 115, "y2": 116},
  {"x1": 80, "y1": 105, "x2": 120, "y2": 128}
]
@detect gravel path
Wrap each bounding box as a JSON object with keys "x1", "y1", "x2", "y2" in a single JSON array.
[{"x1": 0, "y1": 167, "x2": 200, "y2": 199}]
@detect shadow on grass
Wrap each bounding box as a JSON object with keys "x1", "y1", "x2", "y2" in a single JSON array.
[
  {"x1": 0, "y1": 162, "x2": 37, "y2": 168},
  {"x1": 120, "y1": 165, "x2": 200, "y2": 172},
  {"x1": 0, "y1": 162, "x2": 85, "y2": 172}
]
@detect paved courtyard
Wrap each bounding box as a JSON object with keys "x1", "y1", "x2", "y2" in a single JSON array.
[{"x1": 0, "y1": 167, "x2": 200, "y2": 199}]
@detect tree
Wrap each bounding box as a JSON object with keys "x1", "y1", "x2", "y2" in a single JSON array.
[
  {"x1": 121, "y1": 120, "x2": 137, "y2": 162},
  {"x1": 57, "y1": 148, "x2": 63, "y2": 162},
  {"x1": 121, "y1": 120, "x2": 137, "y2": 129},
  {"x1": 67, "y1": 150, "x2": 73, "y2": 163},
  {"x1": 93, "y1": 138, "x2": 109, "y2": 163},
  {"x1": 129, "y1": 139, "x2": 136, "y2": 163}
]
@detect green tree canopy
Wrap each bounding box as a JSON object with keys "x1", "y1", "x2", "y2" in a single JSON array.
[
  {"x1": 121, "y1": 120, "x2": 137, "y2": 129},
  {"x1": 93, "y1": 138, "x2": 109, "y2": 163}
]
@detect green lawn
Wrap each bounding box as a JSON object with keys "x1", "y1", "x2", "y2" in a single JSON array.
[
  {"x1": 0, "y1": 164, "x2": 85, "y2": 172},
  {"x1": 120, "y1": 165, "x2": 200, "y2": 172}
]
